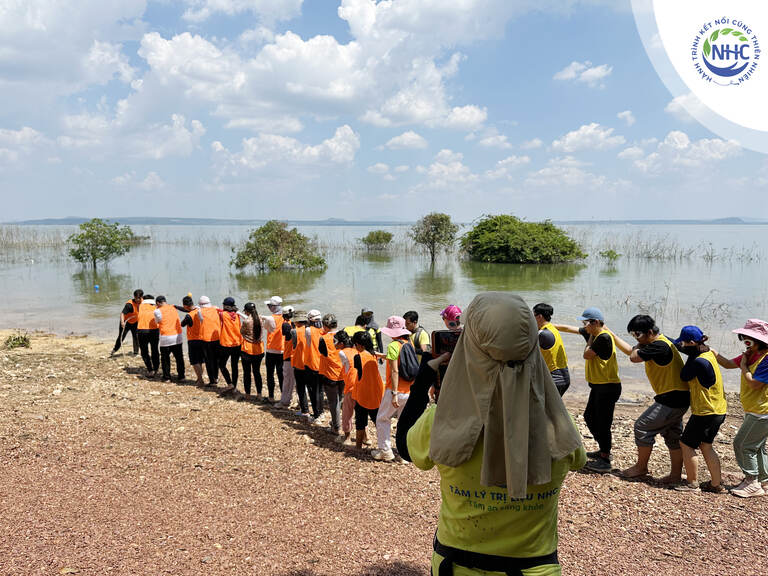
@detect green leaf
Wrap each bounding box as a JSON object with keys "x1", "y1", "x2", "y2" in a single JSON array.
[
  {"x1": 739, "y1": 36, "x2": 748, "y2": 42},
  {"x1": 721, "y1": 28, "x2": 733, "y2": 35},
  {"x1": 732, "y1": 29, "x2": 743, "y2": 36},
  {"x1": 703, "y1": 39, "x2": 711, "y2": 58},
  {"x1": 710, "y1": 30, "x2": 719, "y2": 42}
]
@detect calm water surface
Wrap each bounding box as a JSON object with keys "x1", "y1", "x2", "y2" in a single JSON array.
[{"x1": 2, "y1": 223, "x2": 766, "y2": 395}]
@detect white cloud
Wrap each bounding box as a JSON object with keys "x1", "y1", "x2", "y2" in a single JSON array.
[
  {"x1": 82, "y1": 40, "x2": 136, "y2": 85},
  {"x1": 394, "y1": 165, "x2": 410, "y2": 173},
  {"x1": 525, "y1": 156, "x2": 610, "y2": 189},
  {"x1": 367, "y1": 162, "x2": 390, "y2": 174},
  {"x1": 181, "y1": 0, "x2": 303, "y2": 23},
  {"x1": 617, "y1": 110, "x2": 636, "y2": 127},
  {"x1": 478, "y1": 133, "x2": 513, "y2": 149},
  {"x1": 385, "y1": 131, "x2": 428, "y2": 149},
  {"x1": 0, "y1": 127, "x2": 49, "y2": 165},
  {"x1": 485, "y1": 155, "x2": 531, "y2": 179},
  {"x1": 632, "y1": 131, "x2": 741, "y2": 174},
  {"x1": 112, "y1": 170, "x2": 166, "y2": 191},
  {"x1": 552, "y1": 123, "x2": 625, "y2": 153},
  {"x1": 665, "y1": 92, "x2": 708, "y2": 124},
  {"x1": 553, "y1": 61, "x2": 613, "y2": 88},
  {"x1": 521, "y1": 138, "x2": 543, "y2": 149},
  {"x1": 617, "y1": 146, "x2": 644, "y2": 160}
]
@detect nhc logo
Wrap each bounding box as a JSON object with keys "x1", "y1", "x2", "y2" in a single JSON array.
[{"x1": 691, "y1": 18, "x2": 761, "y2": 86}]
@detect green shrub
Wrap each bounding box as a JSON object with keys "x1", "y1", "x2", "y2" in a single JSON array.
[
  {"x1": 461, "y1": 215, "x2": 585, "y2": 264},
  {"x1": 231, "y1": 220, "x2": 326, "y2": 272},
  {"x1": 410, "y1": 213, "x2": 459, "y2": 264},
  {"x1": 360, "y1": 230, "x2": 393, "y2": 250},
  {"x1": 599, "y1": 249, "x2": 621, "y2": 262},
  {"x1": 4, "y1": 331, "x2": 30, "y2": 349},
  {"x1": 68, "y1": 218, "x2": 136, "y2": 269}
]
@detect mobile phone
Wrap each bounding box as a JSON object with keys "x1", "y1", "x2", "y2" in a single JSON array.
[{"x1": 432, "y1": 330, "x2": 461, "y2": 356}]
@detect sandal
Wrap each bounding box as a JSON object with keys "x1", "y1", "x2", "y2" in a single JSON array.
[{"x1": 699, "y1": 480, "x2": 725, "y2": 494}]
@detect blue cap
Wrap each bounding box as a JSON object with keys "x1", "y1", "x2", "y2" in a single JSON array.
[
  {"x1": 223, "y1": 297, "x2": 236, "y2": 307},
  {"x1": 578, "y1": 307, "x2": 604, "y2": 322},
  {"x1": 674, "y1": 325, "x2": 705, "y2": 344}
]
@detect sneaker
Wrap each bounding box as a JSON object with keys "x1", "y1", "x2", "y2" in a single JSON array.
[
  {"x1": 371, "y1": 449, "x2": 395, "y2": 462},
  {"x1": 674, "y1": 482, "x2": 700, "y2": 493},
  {"x1": 699, "y1": 481, "x2": 725, "y2": 494},
  {"x1": 586, "y1": 450, "x2": 603, "y2": 460},
  {"x1": 731, "y1": 479, "x2": 764, "y2": 498},
  {"x1": 335, "y1": 435, "x2": 350, "y2": 444},
  {"x1": 342, "y1": 437, "x2": 355, "y2": 447},
  {"x1": 585, "y1": 457, "x2": 611, "y2": 473}
]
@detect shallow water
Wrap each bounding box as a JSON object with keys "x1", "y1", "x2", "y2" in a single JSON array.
[{"x1": 2, "y1": 223, "x2": 766, "y2": 395}]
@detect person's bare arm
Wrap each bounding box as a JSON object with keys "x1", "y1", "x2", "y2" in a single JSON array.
[
  {"x1": 606, "y1": 328, "x2": 633, "y2": 356},
  {"x1": 388, "y1": 357, "x2": 400, "y2": 407},
  {"x1": 711, "y1": 348, "x2": 738, "y2": 369},
  {"x1": 554, "y1": 323, "x2": 580, "y2": 334}
]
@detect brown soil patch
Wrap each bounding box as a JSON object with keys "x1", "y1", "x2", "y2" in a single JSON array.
[{"x1": 1, "y1": 331, "x2": 766, "y2": 576}]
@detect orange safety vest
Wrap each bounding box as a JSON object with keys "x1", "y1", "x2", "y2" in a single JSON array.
[
  {"x1": 342, "y1": 348, "x2": 358, "y2": 400},
  {"x1": 241, "y1": 319, "x2": 264, "y2": 356},
  {"x1": 303, "y1": 325, "x2": 321, "y2": 372},
  {"x1": 385, "y1": 340, "x2": 414, "y2": 394},
  {"x1": 319, "y1": 331, "x2": 343, "y2": 382},
  {"x1": 137, "y1": 302, "x2": 158, "y2": 330},
  {"x1": 267, "y1": 314, "x2": 285, "y2": 352},
  {"x1": 186, "y1": 308, "x2": 203, "y2": 341},
  {"x1": 283, "y1": 325, "x2": 294, "y2": 361},
  {"x1": 157, "y1": 304, "x2": 181, "y2": 337},
  {"x1": 124, "y1": 299, "x2": 140, "y2": 324},
  {"x1": 199, "y1": 307, "x2": 221, "y2": 342},
  {"x1": 355, "y1": 350, "x2": 385, "y2": 410},
  {"x1": 219, "y1": 311, "x2": 242, "y2": 348},
  {"x1": 291, "y1": 325, "x2": 307, "y2": 369}
]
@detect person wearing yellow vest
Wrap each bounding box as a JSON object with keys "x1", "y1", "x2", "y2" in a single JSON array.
[
  {"x1": 136, "y1": 294, "x2": 160, "y2": 377},
  {"x1": 153, "y1": 295, "x2": 185, "y2": 382},
  {"x1": 197, "y1": 295, "x2": 221, "y2": 387},
  {"x1": 178, "y1": 295, "x2": 205, "y2": 386},
  {"x1": 342, "y1": 315, "x2": 367, "y2": 339},
  {"x1": 111, "y1": 289, "x2": 143, "y2": 356},
  {"x1": 672, "y1": 326, "x2": 727, "y2": 494},
  {"x1": 361, "y1": 307, "x2": 384, "y2": 354},
  {"x1": 533, "y1": 303, "x2": 570, "y2": 396},
  {"x1": 404, "y1": 310, "x2": 431, "y2": 363},
  {"x1": 555, "y1": 307, "x2": 621, "y2": 473},
  {"x1": 218, "y1": 296, "x2": 243, "y2": 391},
  {"x1": 611, "y1": 315, "x2": 689, "y2": 483},
  {"x1": 318, "y1": 313, "x2": 344, "y2": 435},
  {"x1": 713, "y1": 318, "x2": 768, "y2": 498},
  {"x1": 264, "y1": 296, "x2": 286, "y2": 399},
  {"x1": 373, "y1": 316, "x2": 416, "y2": 462}
]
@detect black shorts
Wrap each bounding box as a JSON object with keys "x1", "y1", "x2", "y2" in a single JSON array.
[
  {"x1": 681, "y1": 414, "x2": 726, "y2": 449},
  {"x1": 188, "y1": 340, "x2": 205, "y2": 365}
]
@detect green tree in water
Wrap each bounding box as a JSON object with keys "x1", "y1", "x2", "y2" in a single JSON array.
[
  {"x1": 68, "y1": 218, "x2": 136, "y2": 269},
  {"x1": 360, "y1": 230, "x2": 393, "y2": 250},
  {"x1": 410, "y1": 213, "x2": 459, "y2": 265},
  {"x1": 231, "y1": 220, "x2": 326, "y2": 272},
  {"x1": 461, "y1": 215, "x2": 585, "y2": 264}
]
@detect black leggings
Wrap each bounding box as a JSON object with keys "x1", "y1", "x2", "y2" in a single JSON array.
[
  {"x1": 293, "y1": 367, "x2": 309, "y2": 414},
  {"x1": 584, "y1": 383, "x2": 622, "y2": 455},
  {"x1": 219, "y1": 345, "x2": 241, "y2": 386},
  {"x1": 265, "y1": 352, "x2": 284, "y2": 394},
  {"x1": 396, "y1": 355, "x2": 439, "y2": 461},
  {"x1": 241, "y1": 352, "x2": 265, "y2": 396},
  {"x1": 306, "y1": 369, "x2": 324, "y2": 418},
  {"x1": 203, "y1": 340, "x2": 219, "y2": 384},
  {"x1": 354, "y1": 404, "x2": 379, "y2": 432},
  {"x1": 138, "y1": 330, "x2": 160, "y2": 372},
  {"x1": 113, "y1": 321, "x2": 138, "y2": 354},
  {"x1": 160, "y1": 344, "x2": 185, "y2": 380}
]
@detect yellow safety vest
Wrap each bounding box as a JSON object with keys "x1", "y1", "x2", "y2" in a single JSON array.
[
  {"x1": 689, "y1": 351, "x2": 727, "y2": 416},
  {"x1": 741, "y1": 351, "x2": 768, "y2": 415},
  {"x1": 643, "y1": 334, "x2": 688, "y2": 395},
  {"x1": 585, "y1": 329, "x2": 619, "y2": 384},
  {"x1": 539, "y1": 322, "x2": 568, "y2": 372}
]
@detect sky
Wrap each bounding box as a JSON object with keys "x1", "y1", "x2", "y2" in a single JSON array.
[{"x1": 1, "y1": 0, "x2": 767, "y2": 222}]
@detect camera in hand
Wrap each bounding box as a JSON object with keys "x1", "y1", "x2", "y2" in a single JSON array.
[{"x1": 432, "y1": 330, "x2": 461, "y2": 356}]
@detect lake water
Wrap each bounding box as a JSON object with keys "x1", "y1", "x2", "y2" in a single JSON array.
[{"x1": 2, "y1": 222, "x2": 766, "y2": 396}]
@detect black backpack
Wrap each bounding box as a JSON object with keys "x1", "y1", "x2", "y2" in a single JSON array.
[{"x1": 396, "y1": 340, "x2": 420, "y2": 381}]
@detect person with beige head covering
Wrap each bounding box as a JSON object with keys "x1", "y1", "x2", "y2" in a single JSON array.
[{"x1": 397, "y1": 292, "x2": 585, "y2": 576}]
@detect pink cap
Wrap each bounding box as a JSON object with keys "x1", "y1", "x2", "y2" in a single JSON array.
[
  {"x1": 732, "y1": 318, "x2": 768, "y2": 345},
  {"x1": 440, "y1": 305, "x2": 462, "y2": 323},
  {"x1": 381, "y1": 316, "x2": 411, "y2": 338}
]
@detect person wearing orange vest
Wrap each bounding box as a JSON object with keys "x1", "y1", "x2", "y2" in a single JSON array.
[
  {"x1": 351, "y1": 330, "x2": 385, "y2": 451},
  {"x1": 264, "y1": 296, "x2": 286, "y2": 399},
  {"x1": 290, "y1": 311, "x2": 311, "y2": 417},
  {"x1": 153, "y1": 295, "x2": 185, "y2": 382},
  {"x1": 318, "y1": 313, "x2": 345, "y2": 435},
  {"x1": 277, "y1": 306, "x2": 297, "y2": 408},
  {"x1": 136, "y1": 294, "x2": 160, "y2": 377},
  {"x1": 197, "y1": 295, "x2": 221, "y2": 386},
  {"x1": 240, "y1": 302, "x2": 276, "y2": 399},
  {"x1": 304, "y1": 309, "x2": 324, "y2": 421},
  {"x1": 218, "y1": 297, "x2": 243, "y2": 391},
  {"x1": 333, "y1": 330, "x2": 356, "y2": 446},
  {"x1": 111, "y1": 289, "x2": 143, "y2": 356},
  {"x1": 177, "y1": 295, "x2": 205, "y2": 386}
]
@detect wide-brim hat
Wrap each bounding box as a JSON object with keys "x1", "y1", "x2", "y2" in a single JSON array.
[
  {"x1": 732, "y1": 318, "x2": 768, "y2": 345},
  {"x1": 265, "y1": 296, "x2": 283, "y2": 306},
  {"x1": 381, "y1": 315, "x2": 411, "y2": 338}
]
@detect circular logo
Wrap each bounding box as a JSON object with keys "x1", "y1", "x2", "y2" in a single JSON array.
[{"x1": 692, "y1": 18, "x2": 760, "y2": 86}]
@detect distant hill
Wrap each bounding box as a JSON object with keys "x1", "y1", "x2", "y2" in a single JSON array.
[
  {"x1": 553, "y1": 217, "x2": 767, "y2": 226},
  {"x1": 5, "y1": 217, "x2": 413, "y2": 227}
]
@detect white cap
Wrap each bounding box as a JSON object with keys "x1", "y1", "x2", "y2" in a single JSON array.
[
  {"x1": 307, "y1": 309, "x2": 322, "y2": 321},
  {"x1": 283, "y1": 305, "x2": 295, "y2": 314},
  {"x1": 265, "y1": 295, "x2": 283, "y2": 307},
  {"x1": 198, "y1": 295, "x2": 211, "y2": 306}
]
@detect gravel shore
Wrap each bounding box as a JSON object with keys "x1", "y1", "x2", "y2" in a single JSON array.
[{"x1": 1, "y1": 331, "x2": 766, "y2": 576}]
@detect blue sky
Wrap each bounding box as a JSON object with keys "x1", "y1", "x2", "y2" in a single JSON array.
[{"x1": 1, "y1": 0, "x2": 766, "y2": 222}]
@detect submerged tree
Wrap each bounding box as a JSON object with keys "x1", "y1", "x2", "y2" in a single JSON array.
[
  {"x1": 231, "y1": 220, "x2": 326, "y2": 272},
  {"x1": 68, "y1": 218, "x2": 136, "y2": 269},
  {"x1": 410, "y1": 213, "x2": 459, "y2": 265},
  {"x1": 360, "y1": 230, "x2": 393, "y2": 250}
]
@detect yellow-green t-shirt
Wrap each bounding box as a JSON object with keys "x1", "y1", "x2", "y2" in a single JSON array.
[
  {"x1": 407, "y1": 406, "x2": 586, "y2": 574},
  {"x1": 410, "y1": 327, "x2": 431, "y2": 362}
]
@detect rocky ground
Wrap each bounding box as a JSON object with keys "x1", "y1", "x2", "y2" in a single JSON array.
[{"x1": 1, "y1": 331, "x2": 766, "y2": 576}]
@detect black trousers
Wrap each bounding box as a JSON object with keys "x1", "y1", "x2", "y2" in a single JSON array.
[
  {"x1": 265, "y1": 352, "x2": 284, "y2": 393},
  {"x1": 113, "y1": 321, "x2": 138, "y2": 354},
  {"x1": 138, "y1": 330, "x2": 160, "y2": 372},
  {"x1": 584, "y1": 382, "x2": 622, "y2": 454},
  {"x1": 293, "y1": 367, "x2": 309, "y2": 414},
  {"x1": 219, "y1": 345, "x2": 241, "y2": 386},
  {"x1": 160, "y1": 343, "x2": 185, "y2": 381},
  {"x1": 241, "y1": 352, "x2": 265, "y2": 396},
  {"x1": 202, "y1": 340, "x2": 219, "y2": 384},
  {"x1": 354, "y1": 404, "x2": 378, "y2": 431},
  {"x1": 305, "y1": 369, "x2": 324, "y2": 418}
]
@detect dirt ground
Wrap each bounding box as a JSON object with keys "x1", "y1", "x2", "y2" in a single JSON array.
[{"x1": 1, "y1": 331, "x2": 766, "y2": 576}]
